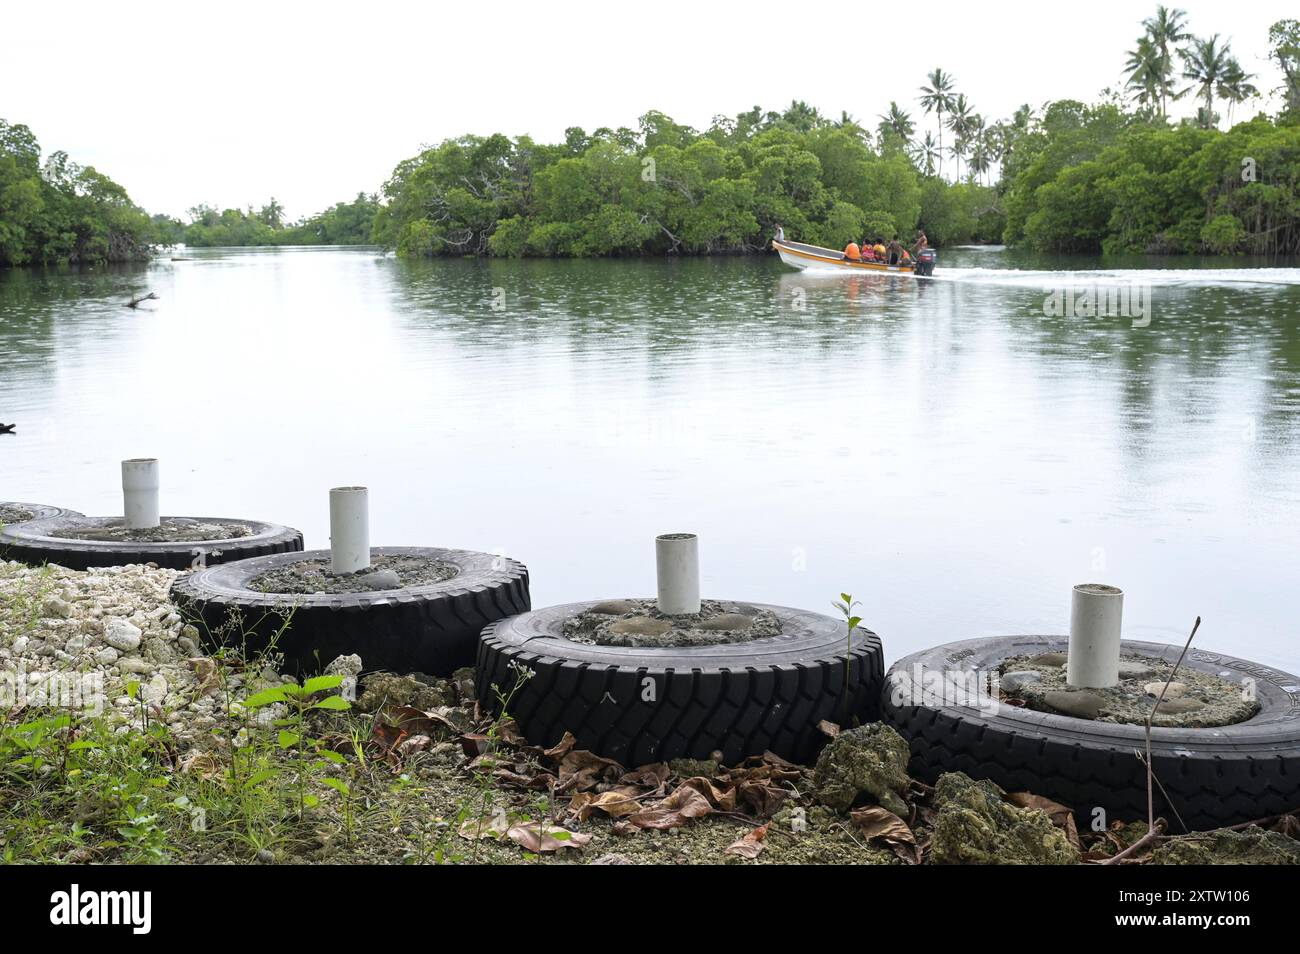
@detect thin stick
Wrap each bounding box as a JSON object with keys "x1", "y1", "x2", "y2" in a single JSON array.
[
  {"x1": 1216, "y1": 807, "x2": 1300, "y2": 833},
  {"x1": 1101, "y1": 818, "x2": 1166, "y2": 865},
  {"x1": 1135, "y1": 749, "x2": 1189, "y2": 834},
  {"x1": 1145, "y1": 616, "x2": 1201, "y2": 828}
]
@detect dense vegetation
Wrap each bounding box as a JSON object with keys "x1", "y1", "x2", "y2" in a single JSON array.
[
  {"x1": 375, "y1": 11, "x2": 1300, "y2": 259},
  {"x1": 0, "y1": 120, "x2": 155, "y2": 266},
  {"x1": 1002, "y1": 105, "x2": 1300, "y2": 254},
  {"x1": 163, "y1": 193, "x2": 380, "y2": 248},
  {"x1": 371, "y1": 109, "x2": 1005, "y2": 259},
  {"x1": 999, "y1": 12, "x2": 1300, "y2": 254},
  {"x1": 0, "y1": 120, "x2": 378, "y2": 266}
]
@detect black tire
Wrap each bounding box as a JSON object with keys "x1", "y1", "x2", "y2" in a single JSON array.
[
  {"x1": 0, "y1": 502, "x2": 84, "y2": 527},
  {"x1": 882, "y1": 636, "x2": 1300, "y2": 831},
  {"x1": 477, "y1": 601, "x2": 885, "y2": 766},
  {"x1": 0, "y1": 514, "x2": 303, "y2": 571},
  {"x1": 171, "y1": 546, "x2": 530, "y2": 676}
]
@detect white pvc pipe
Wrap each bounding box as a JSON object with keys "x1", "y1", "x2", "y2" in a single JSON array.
[
  {"x1": 121, "y1": 458, "x2": 160, "y2": 529},
  {"x1": 655, "y1": 532, "x2": 700, "y2": 615},
  {"x1": 1066, "y1": 583, "x2": 1124, "y2": 688},
  {"x1": 329, "y1": 486, "x2": 370, "y2": 575}
]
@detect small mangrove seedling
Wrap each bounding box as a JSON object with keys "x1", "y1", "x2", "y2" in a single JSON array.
[
  {"x1": 832, "y1": 593, "x2": 863, "y2": 729},
  {"x1": 244, "y1": 673, "x2": 352, "y2": 817}
]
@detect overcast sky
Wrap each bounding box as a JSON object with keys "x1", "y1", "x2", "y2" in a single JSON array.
[{"x1": 2, "y1": 0, "x2": 1292, "y2": 220}]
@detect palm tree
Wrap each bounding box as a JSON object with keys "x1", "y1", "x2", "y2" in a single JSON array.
[
  {"x1": 1180, "y1": 34, "x2": 1232, "y2": 128},
  {"x1": 1124, "y1": 35, "x2": 1167, "y2": 113},
  {"x1": 258, "y1": 198, "x2": 285, "y2": 229},
  {"x1": 981, "y1": 122, "x2": 1005, "y2": 182},
  {"x1": 1217, "y1": 57, "x2": 1258, "y2": 124},
  {"x1": 834, "y1": 110, "x2": 868, "y2": 143},
  {"x1": 918, "y1": 68, "x2": 956, "y2": 177},
  {"x1": 781, "y1": 100, "x2": 824, "y2": 132},
  {"x1": 878, "y1": 101, "x2": 914, "y2": 148},
  {"x1": 945, "y1": 95, "x2": 976, "y2": 179},
  {"x1": 968, "y1": 118, "x2": 993, "y2": 185},
  {"x1": 1143, "y1": 5, "x2": 1190, "y2": 116},
  {"x1": 911, "y1": 131, "x2": 940, "y2": 175}
]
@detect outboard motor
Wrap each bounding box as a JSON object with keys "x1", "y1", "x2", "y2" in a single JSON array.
[{"x1": 914, "y1": 248, "x2": 937, "y2": 276}]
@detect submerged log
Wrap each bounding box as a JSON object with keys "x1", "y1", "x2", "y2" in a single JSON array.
[{"x1": 126, "y1": 292, "x2": 159, "y2": 308}]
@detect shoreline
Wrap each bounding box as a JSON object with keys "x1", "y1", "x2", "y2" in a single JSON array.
[{"x1": 2, "y1": 558, "x2": 1295, "y2": 866}]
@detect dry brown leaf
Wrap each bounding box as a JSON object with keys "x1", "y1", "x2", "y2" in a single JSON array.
[
  {"x1": 760, "y1": 751, "x2": 802, "y2": 771},
  {"x1": 624, "y1": 784, "x2": 715, "y2": 830},
  {"x1": 724, "y1": 823, "x2": 770, "y2": 859},
  {"x1": 817, "y1": 720, "x2": 841, "y2": 739},
  {"x1": 1006, "y1": 792, "x2": 1081, "y2": 849},
  {"x1": 495, "y1": 718, "x2": 527, "y2": 746},
  {"x1": 678, "y1": 776, "x2": 738, "y2": 812},
  {"x1": 459, "y1": 809, "x2": 510, "y2": 841},
  {"x1": 397, "y1": 734, "x2": 432, "y2": 757},
  {"x1": 458, "y1": 811, "x2": 591, "y2": 853},
  {"x1": 187, "y1": 657, "x2": 219, "y2": 693},
  {"x1": 735, "y1": 779, "x2": 788, "y2": 817},
  {"x1": 178, "y1": 752, "x2": 223, "y2": 780},
  {"x1": 493, "y1": 768, "x2": 556, "y2": 791},
  {"x1": 851, "y1": 805, "x2": 921, "y2": 864},
  {"x1": 618, "y1": 763, "x2": 670, "y2": 790},
  {"x1": 571, "y1": 787, "x2": 645, "y2": 820},
  {"x1": 374, "y1": 704, "x2": 461, "y2": 756},
  {"x1": 556, "y1": 748, "x2": 624, "y2": 792},
  {"x1": 544, "y1": 732, "x2": 578, "y2": 759},
  {"x1": 506, "y1": 821, "x2": 593, "y2": 853}
]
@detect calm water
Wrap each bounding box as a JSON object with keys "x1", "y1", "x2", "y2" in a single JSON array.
[{"x1": 3, "y1": 246, "x2": 1299, "y2": 670}]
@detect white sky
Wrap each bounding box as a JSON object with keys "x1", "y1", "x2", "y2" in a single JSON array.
[{"x1": 2, "y1": 0, "x2": 1292, "y2": 220}]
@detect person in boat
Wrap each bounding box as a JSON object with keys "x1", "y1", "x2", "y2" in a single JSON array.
[
  {"x1": 773, "y1": 223, "x2": 785, "y2": 244},
  {"x1": 914, "y1": 229, "x2": 928, "y2": 254},
  {"x1": 887, "y1": 240, "x2": 905, "y2": 265},
  {"x1": 860, "y1": 240, "x2": 876, "y2": 262},
  {"x1": 843, "y1": 240, "x2": 862, "y2": 261},
  {"x1": 873, "y1": 239, "x2": 888, "y2": 262}
]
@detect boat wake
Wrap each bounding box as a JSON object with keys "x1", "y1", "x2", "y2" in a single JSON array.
[{"x1": 932, "y1": 267, "x2": 1300, "y2": 288}]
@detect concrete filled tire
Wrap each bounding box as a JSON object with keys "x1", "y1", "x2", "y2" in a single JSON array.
[
  {"x1": 0, "y1": 515, "x2": 303, "y2": 571},
  {"x1": 477, "y1": 601, "x2": 885, "y2": 766},
  {"x1": 172, "y1": 546, "x2": 530, "y2": 676},
  {"x1": 1, "y1": 503, "x2": 84, "y2": 560},
  {"x1": 882, "y1": 635, "x2": 1300, "y2": 831}
]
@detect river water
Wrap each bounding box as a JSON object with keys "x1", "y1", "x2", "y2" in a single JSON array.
[{"x1": 2, "y1": 246, "x2": 1298, "y2": 669}]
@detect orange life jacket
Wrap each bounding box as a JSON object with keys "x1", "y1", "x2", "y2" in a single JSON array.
[{"x1": 844, "y1": 242, "x2": 861, "y2": 261}]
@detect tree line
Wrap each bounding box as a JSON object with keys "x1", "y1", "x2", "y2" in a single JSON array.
[
  {"x1": 0, "y1": 119, "x2": 156, "y2": 267},
  {"x1": 374, "y1": 12, "x2": 1300, "y2": 259},
  {"x1": 153, "y1": 194, "x2": 381, "y2": 249},
  {"x1": 0, "y1": 118, "x2": 379, "y2": 267},
  {"x1": 3, "y1": 10, "x2": 1298, "y2": 267}
]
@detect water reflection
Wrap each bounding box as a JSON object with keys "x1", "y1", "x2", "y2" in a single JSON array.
[{"x1": 2, "y1": 246, "x2": 1298, "y2": 669}]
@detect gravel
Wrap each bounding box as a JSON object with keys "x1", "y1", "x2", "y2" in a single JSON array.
[
  {"x1": 999, "y1": 652, "x2": 1259, "y2": 728},
  {"x1": 245, "y1": 554, "x2": 460, "y2": 594},
  {"x1": 49, "y1": 518, "x2": 253, "y2": 544},
  {"x1": 562, "y1": 598, "x2": 782, "y2": 647},
  {"x1": 0, "y1": 559, "x2": 294, "y2": 740}
]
